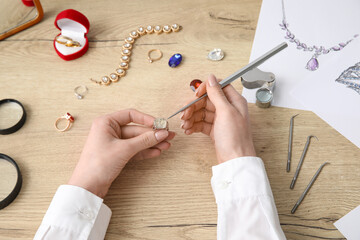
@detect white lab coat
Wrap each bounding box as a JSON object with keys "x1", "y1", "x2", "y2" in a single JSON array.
[{"x1": 34, "y1": 157, "x2": 286, "y2": 240}]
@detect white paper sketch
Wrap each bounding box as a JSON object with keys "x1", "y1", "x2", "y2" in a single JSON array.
[{"x1": 243, "y1": 0, "x2": 360, "y2": 110}]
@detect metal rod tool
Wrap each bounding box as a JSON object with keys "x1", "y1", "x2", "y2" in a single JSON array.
[
  {"x1": 290, "y1": 135, "x2": 318, "y2": 189},
  {"x1": 287, "y1": 114, "x2": 299, "y2": 172},
  {"x1": 291, "y1": 162, "x2": 329, "y2": 214},
  {"x1": 167, "y1": 42, "x2": 288, "y2": 119}
]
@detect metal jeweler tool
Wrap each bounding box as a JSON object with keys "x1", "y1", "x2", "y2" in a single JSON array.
[
  {"x1": 291, "y1": 162, "x2": 329, "y2": 214},
  {"x1": 287, "y1": 114, "x2": 299, "y2": 172},
  {"x1": 167, "y1": 42, "x2": 288, "y2": 119},
  {"x1": 241, "y1": 68, "x2": 276, "y2": 108},
  {"x1": 290, "y1": 135, "x2": 318, "y2": 189}
]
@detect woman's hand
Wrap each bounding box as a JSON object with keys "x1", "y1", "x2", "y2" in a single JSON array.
[
  {"x1": 181, "y1": 74, "x2": 256, "y2": 164},
  {"x1": 68, "y1": 109, "x2": 175, "y2": 198}
]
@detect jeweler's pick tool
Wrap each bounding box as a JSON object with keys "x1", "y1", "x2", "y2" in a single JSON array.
[
  {"x1": 290, "y1": 135, "x2": 318, "y2": 189},
  {"x1": 287, "y1": 114, "x2": 299, "y2": 172},
  {"x1": 291, "y1": 162, "x2": 329, "y2": 214},
  {"x1": 167, "y1": 42, "x2": 288, "y2": 120}
]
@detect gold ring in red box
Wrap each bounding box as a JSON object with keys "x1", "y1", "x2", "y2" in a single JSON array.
[
  {"x1": 54, "y1": 9, "x2": 90, "y2": 61},
  {"x1": 55, "y1": 35, "x2": 81, "y2": 47},
  {"x1": 55, "y1": 113, "x2": 74, "y2": 132}
]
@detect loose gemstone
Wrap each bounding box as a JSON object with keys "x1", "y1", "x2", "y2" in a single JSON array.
[
  {"x1": 208, "y1": 48, "x2": 224, "y2": 61},
  {"x1": 168, "y1": 53, "x2": 182, "y2": 68},
  {"x1": 190, "y1": 79, "x2": 203, "y2": 92},
  {"x1": 306, "y1": 57, "x2": 319, "y2": 71}
]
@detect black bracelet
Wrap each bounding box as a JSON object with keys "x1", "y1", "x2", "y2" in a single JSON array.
[
  {"x1": 0, "y1": 153, "x2": 22, "y2": 210},
  {"x1": 0, "y1": 99, "x2": 27, "y2": 135}
]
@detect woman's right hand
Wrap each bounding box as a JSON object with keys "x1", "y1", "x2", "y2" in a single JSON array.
[{"x1": 180, "y1": 74, "x2": 256, "y2": 164}]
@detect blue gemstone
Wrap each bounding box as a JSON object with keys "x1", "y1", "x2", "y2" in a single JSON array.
[{"x1": 168, "y1": 53, "x2": 182, "y2": 68}]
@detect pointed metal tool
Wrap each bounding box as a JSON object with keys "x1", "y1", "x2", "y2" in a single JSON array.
[
  {"x1": 291, "y1": 162, "x2": 329, "y2": 214},
  {"x1": 290, "y1": 135, "x2": 318, "y2": 189},
  {"x1": 167, "y1": 42, "x2": 288, "y2": 119},
  {"x1": 287, "y1": 114, "x2": 299, "y2": 172}
]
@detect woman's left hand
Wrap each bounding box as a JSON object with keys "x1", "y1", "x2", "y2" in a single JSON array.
[{"x1": 68, "y1": 109, "x2": 175, "y2": 198}]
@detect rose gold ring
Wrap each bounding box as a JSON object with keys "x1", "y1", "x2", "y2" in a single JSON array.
[
  {"x1": 55, "y1": 113, "x2": 74, "y2": 132},
  {"x1": 147, "y1": 49, "x2": 163, "y2": 63}
]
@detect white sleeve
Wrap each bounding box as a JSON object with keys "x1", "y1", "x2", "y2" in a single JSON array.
[
  {"x1": 211, "y1": 157, "x2": 286, "y2": 240},
  {"x1": 34, "y1": 185, "x2": 112, "y2": 240}
]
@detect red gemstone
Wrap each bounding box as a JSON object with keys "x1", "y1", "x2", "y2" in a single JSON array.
[
  {"x1": 190, "y1": 79, "x2": 202, "y2": 92},
  {"x1": 66, "y1": 113, "x2": 74, "y2": 122}
]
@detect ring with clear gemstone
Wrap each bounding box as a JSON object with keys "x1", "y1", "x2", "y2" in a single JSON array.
[{"x1": 207, "y1": 48, "x2": 225, "y2": 61}]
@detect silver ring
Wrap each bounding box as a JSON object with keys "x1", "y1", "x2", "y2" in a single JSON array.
[{"x1": 74, "y1": 85, "x2": 88, "y2": 99}]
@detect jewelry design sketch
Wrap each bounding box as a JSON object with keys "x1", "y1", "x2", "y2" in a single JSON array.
[
  {"x1": 335, "y1": 62, "x2": 360, "y2": 95},
  {"x1": 90, "y1": 24, "x2": 181, "y2": 86},
  {"x1": 280, "y1": 0, "x2": 358, "y2": 71}
]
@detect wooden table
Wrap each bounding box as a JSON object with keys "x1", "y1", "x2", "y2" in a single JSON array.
[{"x1": 0, "y1": 0, "x2": 359, "y2": 239}]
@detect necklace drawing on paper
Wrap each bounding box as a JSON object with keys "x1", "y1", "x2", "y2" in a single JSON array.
[
  {"x1": 280, "y1": 0, "x2": 359, "y2": 71},
  {"x1": 335, "y1": 62, "x2": 360, "y2": 95}
]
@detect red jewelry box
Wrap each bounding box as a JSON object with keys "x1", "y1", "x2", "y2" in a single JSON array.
[{"x1": 54, "y1": 9, "x2": 90, "y2": 61}]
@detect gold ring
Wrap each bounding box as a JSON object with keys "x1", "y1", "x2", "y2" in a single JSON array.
[
  {"x1": 55, "y1": 35, "x2": 81, "y2": 48},
  {"x1": 147, "y1": 49, "x2": 163, "y2": 63},
  {"x1": 55, "y1": 113, "x2": 74, "y2": 132}
]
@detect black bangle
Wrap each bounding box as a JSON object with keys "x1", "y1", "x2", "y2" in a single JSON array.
[
  {"x1": 0, "y1": 99, "x2": 27, "y2": 135},
  {"x1": 0, "y1": 153, "x2": 22, "y2": 210}
]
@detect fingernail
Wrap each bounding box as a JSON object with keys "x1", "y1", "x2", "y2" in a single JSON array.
[
  {"x1": 180, "y1": 120, "x2": 185, "y2": 129},
  {"x1": 195, "y1": 88, "x2": 199, "y2": 96},
  {"x1": 180, "y1": 111, "x2": 185, "y2": 119},
  {"x1": 155, "y1": 130, "x2": 169, "y2": 141},
  {"x1": 208, "y1": 74, "x2": 217, "y2": 87}
]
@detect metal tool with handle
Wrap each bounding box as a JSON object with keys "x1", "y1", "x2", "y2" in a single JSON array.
[{"x1": 167, "y1": 42, "x2": 288, "y2": 119}]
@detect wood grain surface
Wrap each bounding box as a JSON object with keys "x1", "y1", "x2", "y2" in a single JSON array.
[{"x1": 0, "y1": 0, "x2": 359, "y2": 239}]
